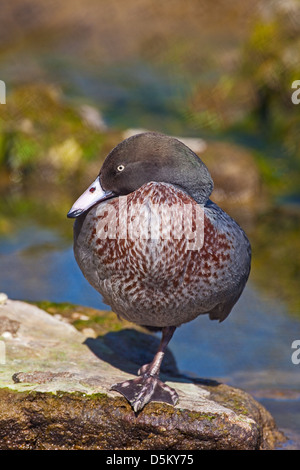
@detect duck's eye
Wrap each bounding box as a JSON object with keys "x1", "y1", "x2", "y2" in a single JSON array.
[{"x1": 117, "y1": 164, "x2": 125, "y2": 172}]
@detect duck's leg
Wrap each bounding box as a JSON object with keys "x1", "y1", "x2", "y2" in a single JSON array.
[{"x1": 110, "y1": 326, "x2": 178, "y2": 412}]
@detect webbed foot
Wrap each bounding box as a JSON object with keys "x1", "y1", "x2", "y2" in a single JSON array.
[
  {"x1": 110, "y1": 375, "x2": 179, "y2": 412},
  {"x1": 110, "y1": 326, "x2": 178, "y2": 412}
]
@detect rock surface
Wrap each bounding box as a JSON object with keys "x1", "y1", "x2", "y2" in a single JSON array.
[{"x1": 0, "y1": 298, "x2": 285, "y2": 450}]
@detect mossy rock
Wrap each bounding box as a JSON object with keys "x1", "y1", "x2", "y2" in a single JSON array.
[{"x1": 0, "y1": 298, "x2": 285, "y2": 450}]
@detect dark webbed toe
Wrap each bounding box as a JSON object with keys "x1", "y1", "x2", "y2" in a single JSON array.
[{"x1": 110, "y1": 376, "x2": 179, "y2": 412}]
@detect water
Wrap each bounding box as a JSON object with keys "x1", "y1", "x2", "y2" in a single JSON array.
[{"x1": 0, "y1": 220, "x2": 299, "y2": 448}]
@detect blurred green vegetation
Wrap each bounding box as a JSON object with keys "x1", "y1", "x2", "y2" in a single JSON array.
[
  {"x1": 1, "y1": 3, "x2": 299, "y2": 202},
  {"x1": 250, "y1": 207, "x2": 300, "y2": 318},
  {"x1": 0, "y1": 84, "x2": 121, "y2": 235},
  {"x1": 0, "y1": 84, "x2": 108, "y2": 180},
  {"x1": 188, "y1": 4, "x2": 300, "y2": 200}
]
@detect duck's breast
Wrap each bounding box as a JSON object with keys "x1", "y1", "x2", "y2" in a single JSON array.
[{"x1": 73, "y1": 182, "x2": 250, "y2": 326}]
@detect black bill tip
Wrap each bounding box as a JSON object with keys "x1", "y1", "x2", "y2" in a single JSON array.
[{"x1": 67, "y1": 208, "x2": 83, "y2": 219}]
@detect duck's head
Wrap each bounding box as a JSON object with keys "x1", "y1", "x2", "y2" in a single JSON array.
[{"x1": 67, "y1": 132, "x2": 213, "y2": 218}]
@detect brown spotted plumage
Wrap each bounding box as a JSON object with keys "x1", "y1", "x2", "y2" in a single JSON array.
[{"x1": 68, "y1": 132, "x2": 251, "y2": 412}]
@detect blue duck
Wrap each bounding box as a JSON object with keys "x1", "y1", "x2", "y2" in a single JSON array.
[{"x1": 67, "y1": 132, "x2": 251, "y2": 412}]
